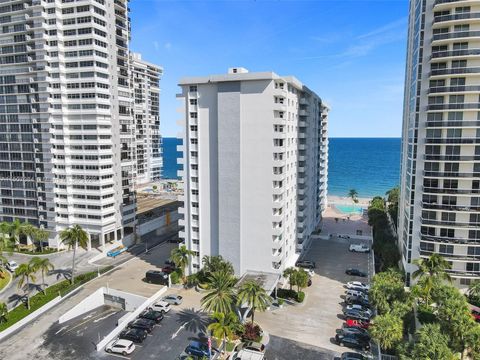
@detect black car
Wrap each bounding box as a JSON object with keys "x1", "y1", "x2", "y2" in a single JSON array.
[
  {"x1": 341, "y1": 352, "x2": 367, "y2": 360},
  {"x1": 119, "y1": 328, "x2": 148, "y2": 343},
  {"x1": 345, "y1": 268, "x2": 367, "y2": 277},
  {"x1": 139, "y1": 309, "x2": 164, "y2": 323},
  {"x1": 344, "y1": 309, "x2": 371, "y2": 322},
  {"x1": 145, "y1": 270, "x2": 169, "y2": 285},
  {"x1": 128, "y1": 318, "x2": 156, "y2": 333},
  {"x1": 295, "y1": 260, "x2": 316, "y2": 269},
  {"x1": 337, "y1": 327, "x2": 370, "y2": 341},
  {"x1": 335, "y1": 334, "x2": 370, "y2": 351},
  {"x1": 345, "y1": 295, "x2": 370, "y2": 307}
]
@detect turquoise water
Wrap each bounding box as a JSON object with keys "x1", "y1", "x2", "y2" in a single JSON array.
[
  {"x1": 161, "y1": 137, "x2": 401, "y2": 197},
  {"x1": 334, "y1": 204, "x2": 364, "y2": 214}
]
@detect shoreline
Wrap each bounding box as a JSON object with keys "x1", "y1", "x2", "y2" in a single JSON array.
[{"x1": 328, "y1": 195, "x2": 372, "y2": 206}]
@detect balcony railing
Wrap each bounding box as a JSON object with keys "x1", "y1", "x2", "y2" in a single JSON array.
[
  {"x1": 430, "y1": 67, "x2": 480, "y2": 76},
  {"x1": 432, "y1": 30, "x2": 480, "y2": 41},
  {"x1": 419, "y1": 249, "x2": 480, "y2": 262},
  {"x1": 424, "y1": 154, "x2": 480, "y2": 161},
  {"x1": 429, "y1": 85, "x2": 480, "y2": 93},
  {"x1": 427, "y1": 103, "x2": 480, "y2": 110},
  {"x1": 425, "y1": 120, "x2": 480, "y2": 127},
  {"x1": 421, "y1": 233, "x2": 480, "y2": 245},
  {"x1": 421, "y1": 217, "x2": 480, "y2": 227},
  {"x1": 421, "y1": 201, "x2": 480, "y2": 212},
  {"x1": 434, "y1": 12, "x2": 480, "y2": 23},
  {"x1": 423, "y1": 187, "x2": 480, "y2": 195},
  {"x1": 425, "y1": 137, "x2": 480, "y2": 144},
  {"x1": 424, "y1": 170, "x2": 480, "y2": 178}
]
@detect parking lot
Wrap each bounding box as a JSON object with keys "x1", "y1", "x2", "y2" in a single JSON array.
[
  {"x1": 257, "y1": 235, "x2": 373, "y2": 357},
  {"x1": 41, "y1": 302, "x2": 212, "y2": 360}
]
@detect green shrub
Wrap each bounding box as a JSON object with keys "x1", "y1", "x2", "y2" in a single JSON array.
[
  {"x1": 170, "y1": 271, "x2": 180, "y2": 284},
  {"x1": 417, "y1": 304, "x2": 437, "y2": 325},
  {"x1": 277, "y1": 298, "x2": 284, "y2": 306},
  {"x1": 296, "y1": 291, "x2": 305, "y2": 303},
  {"x1": 276, "y1": 288, "x2": 297, "y2": 299}
]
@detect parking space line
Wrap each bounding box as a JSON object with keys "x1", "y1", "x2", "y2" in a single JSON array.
[
  {"x1": 105, "y1": 353, "x2": 130, "y2": 360},
  {"x1": 64, "y1": 309, "x2": 117, "y2": 334}
]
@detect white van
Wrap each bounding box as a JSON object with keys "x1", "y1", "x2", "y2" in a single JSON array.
[{"x1": 229, "y1": 349, "x2": 265, "y2": 360}]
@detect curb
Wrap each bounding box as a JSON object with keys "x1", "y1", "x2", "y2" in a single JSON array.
[{"x1": 8, "y1": 250, "x2": 67, "y2": 258}]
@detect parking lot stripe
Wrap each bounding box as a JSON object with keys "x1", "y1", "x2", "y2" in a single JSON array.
[{"x1": 106, "y1": 353, "x2": 130, "y2": 360}]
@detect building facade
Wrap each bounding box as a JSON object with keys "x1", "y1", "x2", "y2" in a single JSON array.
[
  {"x1": 399, "y1": 0, "x2": 480, "y2": 287},
  {"x1": 0, "y1": 0, "x2": 137, "y2": 249},
  {"x1": 177, "y1": 67, "x2": 329, "y2": 275},
  {"x1": 131, "y1": 52, "x2": 163, "y2": 185}
]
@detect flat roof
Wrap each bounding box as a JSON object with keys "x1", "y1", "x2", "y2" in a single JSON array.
[{"x1": 236, "y1": 270, "x2": 280, "y2": 295}]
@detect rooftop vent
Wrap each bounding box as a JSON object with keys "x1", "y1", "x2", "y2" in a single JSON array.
[{"x1": 228, "y1": 67, "x2": 249, "y2": 74}]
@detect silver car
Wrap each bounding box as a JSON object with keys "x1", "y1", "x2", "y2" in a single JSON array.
[{"x1": 162, "y1": 295, "x2": 183, "y2": 305}]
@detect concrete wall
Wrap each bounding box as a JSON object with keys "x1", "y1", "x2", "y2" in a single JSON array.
[
  {"x1": 58, "y1": 288, "x2": 105, "y2": 324},
  {"x1": 137, "y1": 210, "x2": 180, "y2": 236}
]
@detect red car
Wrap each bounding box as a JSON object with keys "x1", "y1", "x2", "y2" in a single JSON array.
[
  {"x1": 162, "y1": 266, "x2": 175, "y2": 274},
  {"x1": 471, "y1": 310, "x2": 480, "y2": 322},
  {"x1": 345, "y1": 319, "x2": 370, "y2": 329}
]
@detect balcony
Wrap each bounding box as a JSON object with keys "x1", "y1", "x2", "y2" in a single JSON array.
[
  {"x1": 423, "y1": 187, "x2": 480, "y2": 195},
  {"x1": 299, "y1": 110, "x2": 309, "y2": 117},
  {"x1": 427, "y1": 103, "x2": 480, "y2": 111},
  {"x1": 432, "y1": 30, "x2": 480, "y2": 42},
  {"x1": 425, "y1": 120, "x2": 480, "y2": 127},
  {"x1": 434, "y1": 12, "x2": 480, "y2": 23},
  {"x1": 424, "y1": 154, "x2": 480, "y2": 161},
  {"x1": 420, "y1": 218, "x2": 479, "y2": 228},
  {"x1": 421, "y1": 201, "x2": 480, "y2": 212},
  {"x1": 431, "y1": 49, "x2": 480, "y2": 60},
  {"x1": 421, "y1": 233, "x2": 480, "y2": 245},
  {"x1": 430, "y1": 67, "x2": 480, "y2": 76},
  {"x1": 425, "y1": 137, "x2": 480, "y2": 144},
  {"x1": 424, "y1": 170, "x2": 480, "y2": 178}
]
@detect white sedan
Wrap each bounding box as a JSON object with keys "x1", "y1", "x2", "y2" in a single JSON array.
[
  {"x1": 105, "y1": 339, "x2": 135, "y2": 356},
  {"x1": 150, "y1": 300, "x2": 171, "y2": 313},
  {"x1": 162, "y1": 295, "x2": 183, "y2": 305},
  {"x1": 345, "y1": 304, "x2": 373, "y2": 316},
  {"x1": 349, "y1": 244, "x2": 370, "y2": 253},
  {"x1": 346, "y1": 281, "x2": 369, "y2": 291},
  {"x1": 6, "y1": 260, "x2": 18, "y2": 273}
]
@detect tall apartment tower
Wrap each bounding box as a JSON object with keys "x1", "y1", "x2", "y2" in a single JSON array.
[
  {"x1": 177, "y1": 68, "x2": 329, "y2": 275},
  {"x1": 399, "y1": 0, "x2": 480, "y2": 287},
  {"x1": 131, "y1": 53, "x2": 163, "y2": 184},
  {"x1": 0, "y1": 0, "x2": 137, "y2": 249}
]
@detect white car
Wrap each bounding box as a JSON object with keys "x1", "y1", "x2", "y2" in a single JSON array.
[
  {"x1": 346, "y1": 304, "x2": 373, "y2": 316},
  {"x1": 105, "y1": 339, "x2": 135, "y2": 356},
  {"x1": 6, "y1": 260, "x2": 18, "y2": 272},
  {"x1": 349, "y1": 244, "x2": 370, "y2": 253},
  {"x1": 347, "y1": 281, "x2": 369, "y2": 291},
  {"x1": 162, "y1": 295, "x2": 183, "y2": 305},
  {"x1": 346, "y1": 289, "x2": 368, "y2": 298},
  {"x1": 150, "y1": 300, "x2": 171, "y2": 313},
  {"x1": 296, "y1": 267, "x2": 314, "y2": 277}
]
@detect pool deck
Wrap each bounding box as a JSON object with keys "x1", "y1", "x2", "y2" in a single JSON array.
[{"x1": 322, "y1": 196, "x2": 372, "y2": 237}]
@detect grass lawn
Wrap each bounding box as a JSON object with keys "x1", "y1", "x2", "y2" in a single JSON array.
[
  {"x1": 0, "y1": 266, "x2": 113, "y2": 332},
  {"x1": 0, "y1": 270, "x2": 11, "y2": 292}
]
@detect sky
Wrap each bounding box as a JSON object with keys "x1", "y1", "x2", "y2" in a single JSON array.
[{"x1": 130, "y1": 0, "x2": 409, "y2": 138}]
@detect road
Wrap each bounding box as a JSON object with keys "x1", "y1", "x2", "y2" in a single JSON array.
[{"x1": 0, "y1": 228, "x2": 180, "y2": 308}]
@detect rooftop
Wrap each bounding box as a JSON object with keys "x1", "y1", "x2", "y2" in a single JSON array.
[{"x1": 236, "y1": 270, "x2": 280, "y2": 295}]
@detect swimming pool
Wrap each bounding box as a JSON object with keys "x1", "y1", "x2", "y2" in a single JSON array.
[{"x1": 334, "y1": 204, "x2": 364, "y2": 215}]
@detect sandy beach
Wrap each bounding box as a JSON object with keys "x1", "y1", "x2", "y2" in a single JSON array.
[{"x1": 328, "y1": 195, "x2": 372, "y2": 206}]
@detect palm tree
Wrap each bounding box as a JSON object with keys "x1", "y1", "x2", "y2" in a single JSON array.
[
  {"x1": 60, "y1": 224, "x2": 89, "y2": 284},
  {"x1": 282, "y1": 267, "x2": 297, "y2": 291},
  {"x1": 236, "y1": 280, "x2": 271, "y2": 324},
  {"x1": 170, "y1": 245, "x2": 195, "y2": 282},
  {"x1": 8, "y1": 219, "x2": 26, "y2": 250},
  {"x1": 468, "y1": 280, "x2": 480, "y2": 302},
  {"x1": 201, "y1": 271, "x2": 237, "y2": 314},
  {"x1": 15, "y1": 262, "x2": 36, "y2": 309},
  {"x1": 21, "y1": 223, "x2": 37, "y2": 252},
  {"x1": 413, "y1": 254, "x2": 452, "y2": 305},
  {"x1": 34, "y1": 228, "x2": 49, "y2": 253},
  {"x1": 369, "y1": 313, "x2": 403, "y2": 351},
  {"x1": 0, "y1": 222, "x2": 12, "y2": 251},
  {"x1": 348, "y1": 189, "x2": 359, "y2": 204},
  {"x1": 207, "y1": 311, "x2": 238, "y2": 351},
  {"x1": 202, "y1": 255, "x2": 234, "y2": 276},
  {"x1": 292, "y1": 269, "x2": 309, "y2": 293},
  {"x1": 30, "y1": 257, "x2": 54, "y2": 295},
  {"x1": 0, "y1": 302, "x2": 7, "y2": 324}
]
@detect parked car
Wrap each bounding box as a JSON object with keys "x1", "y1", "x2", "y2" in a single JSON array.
[
  {"x1": 295, "y1": 260, "x2": 316, "y2": 269},
  {"x1": 345, "y1": 289, "x2": 368, "y2": 298},
  {"x1": 344, "y1": 309, "x2": 371, "y2": 322},
  {"x1": 6, "y1": 260, "x2": 18, "y2": 272},
  {"x1": 162, "y1": 294, "x2": 183, "y2": 305},
  {"x1": 165, "y1": 260, "x2": 176, "y2": 267},
  {"x1": 341, "y1": 352, "x2": 367, "y2": 360},
  {"x1": 335, "y1": 334, "x2": 370, "y2": 351},
  {"x1": 345, "y1": 268, "x2": 367, "y2": 277},
  {"x1": 230, "y1": 349, "x2": 265, "y2": 360},
  {"x1": 345, "y1": 304, "x2": 372, "y2": 315},
  {"x1": 235, "y1": 341, "x2": 265, "y2": 353},
  {"x1": 344, "y1": 319, "x2": 370, "y2": 329},
  {"x1": 472, "y1": 310, "x2": 480, "y2": 322},
  {"x1": 346, "y1": 281, "x2": 370, "y2": 291},
  {"x1": 162, "y1": 266, "x2": 175, "y2": 274},
  {"x1": 145, "y1": 270, "x2": 169, "y2": 285},
  {"x1": 185, "y1": 340, "x2": 213, "y2": 357},
  {"x1": 139, "y1": 309, "x2": 164, "y2": 323},
  {"x1": 349, "y1": 244, "x2": 370, "y2": 253},
  {"x1": 150, "y1": 300, "x2": 171, "y2": 313},
  {"x1": 337, "y1": 326, "x2": 370, "y2": 341},
  {"x1": 128, "y1": 318, "x2": 156, "y2": 333},
  {"x1": 119, "y1": 328, "x2": 148, "y2": 343},
  {"x1": 345, "y1": 292, "x2": 369, "y2": 303},
  {"x1": 105, "y1": 339, "x2": 135, "y2": 356}
]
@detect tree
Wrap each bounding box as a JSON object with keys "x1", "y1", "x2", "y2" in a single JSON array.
[
  {"x1": 207, "y1": 311, "x2": 239, "y2": 351},
  {"x1": 201, "y1": 255, "x2": 234, "y2": 276},
  {"x1": 369, "y1": 313, "x2": 403, "y2": 351},
  {"x1": 292, "y1": 269, "x2": 309, "y2": 293},
  {"x1": 8, "y1": 219, "x2": 26, "y2": 249},
  {"x1": 410, "y1": 323, "x2": 456, "y2": 360},
  {"x1": 386, "y1": 186, "x2": 400, "y2": 227},
  {"x1": 33, "y1": 228, "x2": 49, "y2": 253},
  {"x1": 412, "y1": 254, "x2": 452, "y2": 305},
  {"x1": 467, "y1": 280, "x2": 480, "y2": 305},
  {"x1": 60, "y1": 224, "x2": 89, "y2": 284},
  {"x1": 282, "y1": 267, "x2": 297, "y2": 291},
  {"x1": 369, "y1": 269, "x2": 406, "y2": 314},
  {"x1": 30, "y1": 257, "x2": 54, "y2": 295},
  {"x1": 236, "y1": 280, "x2": 270, "y2": 324},
  {"x1": 0, "y1": 302, "x2": 7, "y2": 324},
  {"x1": 170, "y1": 245, "x2": 195, "y2": 283},
  {"x1": 201, "y1": 271, "x2": 237, "y2": 314},
  {"x1": 21, "y1": 223, "x2": 37, "y2": 251},
  {"x1": 348, "y1": 189, "x2": 359, "y2": 203},
  {"x1": 15, "y1": 262, "x2": 36, "y2": 309}
]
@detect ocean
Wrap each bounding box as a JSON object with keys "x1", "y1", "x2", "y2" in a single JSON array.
[{"x1": 161, "y1": 137, "x2": 401, "y2": 198}]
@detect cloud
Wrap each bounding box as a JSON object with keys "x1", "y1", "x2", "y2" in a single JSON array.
[{"x1": 357, "y1": 17, "x2": 408, "y2": 40}]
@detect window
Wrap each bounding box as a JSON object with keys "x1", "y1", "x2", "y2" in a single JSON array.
[
  {"x1": 467, "y1": 263, "x2": 480, "y2": 272},
  {"x1": 189, "y1": 85, "x2": 197, "y2": 92}
]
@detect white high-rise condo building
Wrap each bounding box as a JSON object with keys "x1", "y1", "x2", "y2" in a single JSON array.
[
  {"x1": 400, "y1": 0, "x2": 480, "y2": 287},
  {"x1": 0, "y1": 0, "x2": 139, "y2": 250},
  {"x1": 131, "y1": 53, "x2": 163, "y2": 184},
  {"x1": 177, "y1": 67, "x2": 329, "y2": 276}
]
